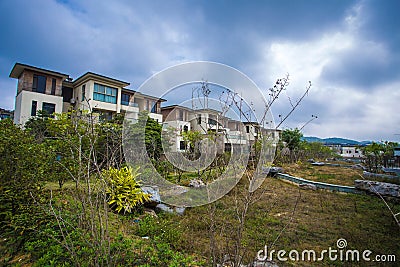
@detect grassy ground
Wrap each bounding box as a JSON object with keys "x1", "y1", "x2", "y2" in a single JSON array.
[
  {"x1": 3, "y1": 164, "x2": 400, "y2": 266},
  {"x1": 283, "y1": 162, "x2": 363, "y2": 186},
  {"x1": 154, "y1": 176, "x2": 400, "y2": 266}
]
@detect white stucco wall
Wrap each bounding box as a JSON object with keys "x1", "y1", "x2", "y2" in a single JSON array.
[{"x1": 14, "y1": 90, "x2": 63, "y2": 125}]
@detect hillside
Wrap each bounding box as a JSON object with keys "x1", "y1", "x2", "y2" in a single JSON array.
[{"x1": 303, "y1": 136, "x2": 372, "y2": 145}]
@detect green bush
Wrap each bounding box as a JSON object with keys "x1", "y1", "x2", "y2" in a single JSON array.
[{"x1": 104, "y1": 166, "x2": 150, "y2": 213}]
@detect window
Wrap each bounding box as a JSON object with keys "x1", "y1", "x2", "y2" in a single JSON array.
[
  {"x1": 99, "y1": 111, "x2": 113, "y2": 121},
  {"x1": 32, "y1": 74, "x2": 46, "y2": 93},
  {"x1": 183, "y1": 125, "x2": 188, "y2": 132},
  {"x1": 246, "y1": 125, "x2": 250, "y2": 133},
  {"x1": 121, "y1": 93, "x2": 130, "y2": 105},
  {"x1": 51, "y1": 78, "x2": 56, "y2": 95},
  {"x1": 81, "y1": 84, "x2": 86, "y2": 101},
  {"x1": 31, "y1": 101, "x2": 37, "y2": 116},
  {"x1": 197, "y1": 114, "x2": 201, "y2": 125},
  {"x1": 151, "y1": 101, "x2": 157, "y2": 113},
  {"x1": 208, "y1": 118, "x2": 217, "y2": 125},
  {"x1": 62, "y1": 86, "x2": 73, "y2": 102},
  {"x1": 42, "y1": 102, "x2": 56, "y2": 117},
  {"x1": 178, "y1": 110, "x2": 184, "y2": 121},
  {"x1": 180, "y1": 141, "x2": 186, "y2": 150},
  {"x1": 93, "y1": 83, "x2": 117, "y2": 104}
]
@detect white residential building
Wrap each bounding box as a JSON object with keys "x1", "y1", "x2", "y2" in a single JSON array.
[{"x1": 10, "y1": 63, "x2": 164, "y2": 125}]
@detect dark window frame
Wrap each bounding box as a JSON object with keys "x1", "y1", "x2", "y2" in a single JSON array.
[
  {"x1": 33, "y1": 74, "x2": 47, "y2": 94},
  {"x1": 42, "y1": 102, "x2": 56, "y2": 117},
  {"x1": 51, "y1": 78, "x2": 56, "y2": 95},
  {"x1": 121, "y1": 93, "x2": 131, "y2": 105},
  {"x1": 31, "y1": 100, "x2": 37, "y2": 116},
  {"x1": 82, "y1": 84, "x2": 86, "y2": 101}
]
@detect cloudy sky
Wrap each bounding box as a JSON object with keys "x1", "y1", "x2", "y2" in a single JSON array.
[{"x1": 1, "y1": 0, "x2": 399, "y2": 141}]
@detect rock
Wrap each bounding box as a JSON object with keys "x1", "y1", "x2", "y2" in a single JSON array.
[
  {"x1": 351, "y1": 164, "x2": 366, "y2": 170},
  {"x1": 382, "y1": 167, "x2": 400, "y2": 177},
  {"x1": 174, "y1": 206, "x2": 186, "y2": 215},
  {"x1": 189, "y1": 179, "x2": 205, "y2": 188},
  {"x1": 362, "y1": 171, "x2": 398, "y2": 180},
  {"x1": 307, "y1": 158, "x2": 315, "y2": 163},
  {"x1": 155, "y1": 203, "x2": 174, "y2": 213},
  {"x1": 268, "y1": 167, "x2": 283, "y2": 176},
  {"x1": 355, "y1": 180, "x2": 400, "y2": 197},
  {"x1": 311, "y1": 162, "x2": 325, "y2": 166},
  {"x1": 155, "y1": 203, "x2": 186, "y2": 215},
  {"x1": 143, "y1": 208, "x2": 158, "y2": 218},
  {"x1": 141, "y1": 186, "x2": 161, "y2": 207},
  {"x1": 299, "y1": 183, "x2": 317, "y2": 190}
]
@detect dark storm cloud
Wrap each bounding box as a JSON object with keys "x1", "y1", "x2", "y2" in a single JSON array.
[{"x1": 0, "y1": 0, "x2": 398, "y2": 140}]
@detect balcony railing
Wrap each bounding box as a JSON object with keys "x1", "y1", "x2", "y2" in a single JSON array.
[{"x1": 121, "y1": 101, "x2": 139, "y2": 107}]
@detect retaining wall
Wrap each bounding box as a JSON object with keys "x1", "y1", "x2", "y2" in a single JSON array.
[{"x1": 276, "y1": 173, "x2": 362, "y2": 194}]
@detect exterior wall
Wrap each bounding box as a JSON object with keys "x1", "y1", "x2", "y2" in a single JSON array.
[
  {"x1": 225, "y1": 129, "x2": 247, "y2": 145},
  {"x1": 17, "y1": 70, "x2": 63, "y2": 96},
  {"x1": 189, "y1": 111, "x2": 223, "y2": 134},
  {"x1": 244, "y1": 124, "x2": 258, "y2": 141},
  {"x1": 149, "y1": 112, "x2": 162, "y2": 123},
  {"x1": 14, "y1": 90, "x2": 63, "y2": 125},
  {"x1": 12, "y1": 64, "x2": 164, "y2": 125},
  {"x1": 340, "y1": 146, "x2": 363, "y2": 158},
  {"x1": 75, "y1": 80, "x2": 121, "y2": 113},
  {"x1": 163, "y1": 120, "x2": 191, "y2": 152},
  {"x1": 62, "y1": 102, "x2": 72, "y2": 113}
]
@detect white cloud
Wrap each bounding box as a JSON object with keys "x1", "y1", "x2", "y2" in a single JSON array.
[{"x1": 251, "y1": 0, "x2": 398, "y2": 141}]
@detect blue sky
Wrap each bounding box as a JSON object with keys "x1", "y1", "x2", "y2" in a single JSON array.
[{"x1": 1, "y1": 0, "x2": 399, "y2": 141}]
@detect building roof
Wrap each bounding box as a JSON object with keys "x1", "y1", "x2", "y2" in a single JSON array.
[
  {"x1": 73, "y1": 72, "x2": 130, "y2": 87},
  {"x1": 161, "y1": 104, "x2": 193, "y2": 111},
  {"x1": 124, "y1": 89, "x2": 167, "y2": 102},
  {"x1": 9, "y1": 62, "x2": 69, "y2": 79}
]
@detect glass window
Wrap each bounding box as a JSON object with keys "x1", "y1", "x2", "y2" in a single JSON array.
[
  {"x1": 121, "y1": 93, "x2": 130, "y2": 105},
  {"x1": 31, "y1": 101, "x2": 37, "y2": 116},
  {"x1": 151, "y1": 101, "x2": 156, "y2": 113},
  {"x1": 180, "y1": 141, "x2": 186, "y2": 150},
  {"x1": 197, "y1": 114, "x2": 201, "y2": 125},
  {"x1": 42, "y1": 102, "x2": 56, "y2": 117},
  {"x1": 82, "y1": 84, "x2": 86, "y2": 101},
  {"x1": 51, "y1": 78, "x2": 56, "y2": 95},
  {"x1": 93, "y1": 83, "x2": 117, "y2": 104},
  {"x1": 178, "y1": 110, "x2": 184, "y2": 121},
  {"x1": 33, "y1": 74, "x2": 46, "y2": 93}
]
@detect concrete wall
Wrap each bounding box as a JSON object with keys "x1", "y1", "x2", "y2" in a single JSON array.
[{"x1": 14, "y1": 90, "x2": 63, "y2": 125}]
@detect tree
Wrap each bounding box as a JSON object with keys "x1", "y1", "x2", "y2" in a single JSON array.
[
  {"x1": 281, "y1": 128, "x2": 303, "y2": 151},
  {"x1": 362, "y1": 141, "x2": 399, "y2": 171},
  {"x1": 0, "y1": 119, "x2": 51, "y2": 241},
  {"x1": 181, "y1": 129, "x2": 203, "y2": 159}
]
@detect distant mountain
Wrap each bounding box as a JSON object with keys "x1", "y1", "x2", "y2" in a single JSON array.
[{"x1": 303, "y1": 136, "x2": 372, "y2": 146}]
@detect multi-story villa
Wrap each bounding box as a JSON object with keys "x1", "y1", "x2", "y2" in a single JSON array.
[
  {"x1": 161, "y1": 105, "x2": 279, "y2": 153},
  {"x1": 10, "y1": 63, "x2": 164, "y2": 125},
  {"x1": 9, "y1": 62, "x2": 279, "y2": 155}
]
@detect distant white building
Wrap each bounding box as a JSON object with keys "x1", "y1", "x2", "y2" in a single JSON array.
[{"x1": 340, "y1": 146, "x2": 363, "y2": 158}]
